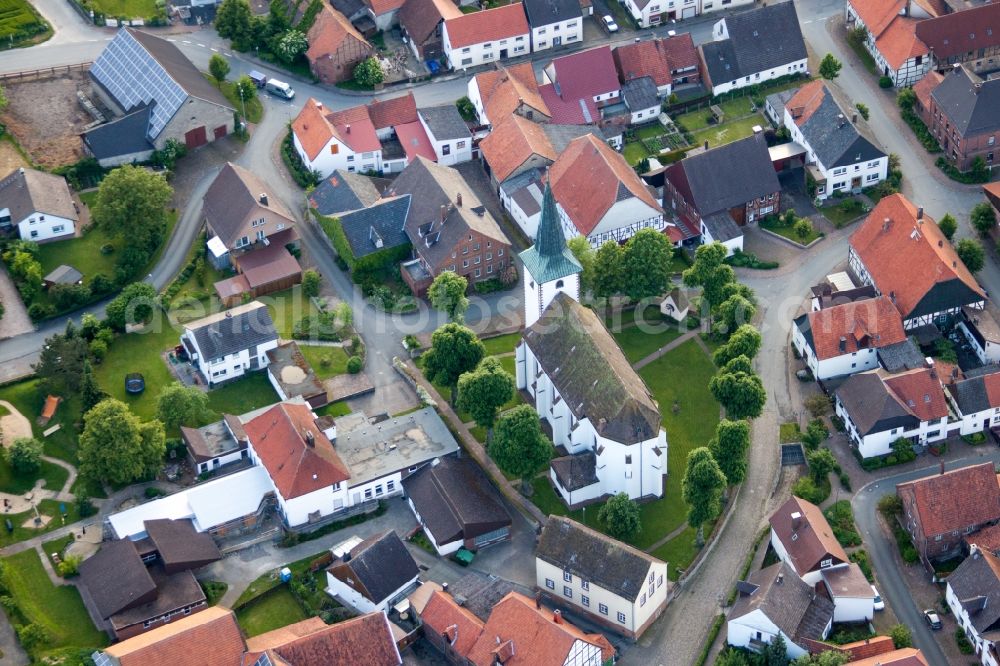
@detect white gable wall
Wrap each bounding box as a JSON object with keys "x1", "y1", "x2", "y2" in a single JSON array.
[
  {"x1": 946, "y1": 573, "x2": 1000, "y2": 666},
  {"x1": 443, "y1": 25, "x2": 530, "y2": 70},
  {"x1": 557, "y1": 198, "x2": 665, "y2": 248},
  {"x1": 727, "y1": 608, "x2": 809, "y2": 660},
  {"x1": 14, "y1": 211, "x2": 75, "y2": 242},
  {"x1": 529, "y1": 17, "x2": 583, "y2": 52},
  {"x1": 325, "y1": 568, "x2": 418, "y2": 614}
]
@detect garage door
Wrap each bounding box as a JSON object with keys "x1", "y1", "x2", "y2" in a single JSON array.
[
  {"x1": 681, "y1": 6, "x2": 696, "y2": 18},
  {"x1": 184, "y1": 126, "x2": 208, "y2": 150},
  {"x1": 213, "y1": 125, "x2": 228, "y2": 140}
]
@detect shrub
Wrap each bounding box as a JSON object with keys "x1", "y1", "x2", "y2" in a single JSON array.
[
  {"x1": 890, "y1": 624, "x2": 912, "y2": 649},
  {"x1": 6, "y1": 438, "x2": 43, "y2": 475},
  {"x1": 282, "y1": 128, "x2": 320, "y2": 188},
  {"x1": 27, "y1": 302, "x2": 54, "y2": 320},
  {"x1": 144, "y1": 486, "x2": 164, "y2": 498},
  {"x1": 879, "y1": 76, "x2": 893, "y2": 88},
  {"x1": 878, "y1": 494, "x2": 903, "y2": 517},
  {"x1": 850, "y1": 550, "x2": 873, "y2": 581},
  {"x1": 956, "y1": 628, "x2": 974, "y2": 654},
  {"x1": 57, "y1": 555, "x2": 82, "y2": 577},
  {"x1": 100, "y1": 243, "x2": 115, "y2": 255},
  {"x1": 89, "y1": 339, "x2": 108, "y2": 361},
  {"x1": 302, "y1": 269, "x2": 321, "y2": 297},
  {"x1": 804, "y1": 394, "x2": 831, "y2": 417},
  {"x1": 824, "y1": 500, "x2": 862, "y2": 547},
  {"x1": 346, "y1": 356, "x2": 363, "y2": 374},
  {"x1": 792, "y1": 475, "x2": 829, "y2": 504},
  {"x1": 839, "y1": 472, "x2": 851, "y2": 491},
  {"x1": 456, "y1": 96, "x2": 476, "y2": 122},
  {"x1": 15, "y1": 623, "x2": 48, "y2": 650},
  {"x1": 403, "y1": 334, "x2": 421, "y2": 350},
  {"x1": 89, "y1": 273, "x2": 113, "y2": 294}
]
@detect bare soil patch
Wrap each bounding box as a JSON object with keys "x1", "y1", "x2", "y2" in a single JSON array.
[
  {"x1": 0, "y1": 72, "x2": 92, "y2": 168},
  {"x1": 0, "y1": 137, "x2": 29, "y2": 174}
]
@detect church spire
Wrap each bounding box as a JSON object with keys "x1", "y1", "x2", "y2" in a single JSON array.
[{"x1": 534, "y1": 181, "x2": 565, "y2": 258}]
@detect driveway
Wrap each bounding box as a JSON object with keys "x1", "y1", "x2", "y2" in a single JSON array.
[{"x1": 0, "y1": 265, "x2": 32, "y2": 341}]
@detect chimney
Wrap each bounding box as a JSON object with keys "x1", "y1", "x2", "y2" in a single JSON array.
[
  {"x1": 939, "y1": 239, "x2": 943, "y2": 247},
  {"x1": 837, "y1": 113, "x2": 846, "y2": 127},
  {"x1": 882, "y1": 217, "x2": 891, "y2": 232},
  {"x1": 975, "y1": 83, "x2": 983, "y2": 93},
  {"x1": 839, "y1": 337, "x2": 847, "y2": 353},
  {"x1": 259, "y1": 193, "x2": 268, "y2": 206},
  {"x1": 343, "y1": 550, "x2": 352, "y2": 562},
  {"x1": 777, "y1": 573, "x2": 784, "y2": 585},
  {"x1": 304, "y1": 430, "x2": 315, "y2": 447},
  {"x1": 443, "y1": 582, "x2": 449, "y2": 592},
  {"x1": 553, "y1": 610, "x2": 562, "y2": 624},
  {"x1": 534, "y1": 592, "x2": 542, "y2": 610},
  {"x1": 791, "y1": 512, "x2": 802, "y2": 529},
  {"x1": 456, "y1": 192, "x2": 463, "y2": 207},
  {"x1": 346, "y1": 124, "x2": 351, "y2": 133},
  {"x1": 917, "y1": 206, "x2": 923, "y2": 221},
  {"x1": 440, "y1": 204, "x2": 448, "y2": 223}
]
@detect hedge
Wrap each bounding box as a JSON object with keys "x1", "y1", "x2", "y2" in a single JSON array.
[{"x1": 900, "y1": 109, "x2": 942, "y2": 153}]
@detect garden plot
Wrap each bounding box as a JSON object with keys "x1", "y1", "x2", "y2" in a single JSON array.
[{"x1": 0, "y1": 71, "x2": 92, "y2": 168}]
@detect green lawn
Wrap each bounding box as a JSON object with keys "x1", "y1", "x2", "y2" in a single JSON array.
[
  {"x1": 40, "y1": 533, "x2": 74, "y2": 563},
  {"x1": 635, "y1": 124, "x2": 667, "y2": 141},
  {"x1": 481, "y1": 333, "x2": 520, "y2": 357},
  {"x1": 260, "y1": 286, "x2": 320, "y2": 340},
  {"x1": 236, "y1": 585, "x2": 308, "y2": 637},
  {"x1": 0, "y1": 499, "x2": 81, "y2": 548},
  {"x1": 219, "y1": 79, "x2": 263, "y2": 124},
  {"x1": 297, "y1": 344, "x2": 350, "y2": 379},
  {"x1": 650, "y1": 522, "x2": 718, "y2": 581},
  {"x1": 93, "y1": 318, "x2": 180, "y2": 421},
  {"x1": 623, "y1": 141, "x2": 650, "y2": 166},
  {"x1": 612, "y1": 325, "x2": 684, "y2": 364},
  {"x1": 780, "y1": 422, "x2": 802, "y2": 443},
  {"x1": 86, "y1": 0, "x2": 157, "y2": 17},
  {"x1": 819, "y1": 200, "x2": 868, "y2": 228},
  {"x1": 0, "y1": 456, "x2": 69, "y2": 495},
  {"x1": 206, "y1": 373, "x2": 279, "y2": 416},
  {"x1": 689, "y1": 114, "x2": 766, "y2": 149},
  {"x1": 760, "y1": 217, "x2": 822, "y2": 245},
  {"x1": 315, "y1": 401, "x2": 352, "y2": 418},
  {"x1": 0, "y1": 0, "x2": 50, "y2": 46},
  {"x1": 675, "y1": 98, "x2": 756, "y2": 132},
  {"x1": 0, "y1": 549, "x2": 106, "y2": 656}
]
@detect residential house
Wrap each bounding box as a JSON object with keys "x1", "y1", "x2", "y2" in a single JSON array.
[
  {"x1": 180, "y1": 301, "x2": 279, "y2": 386},
  {"x1": 821, "y1": 564, "x2": 878, "y2": 623},
  {"x1": 727, "y1": 561, "x2": 835, "y2": 660},
  {"x1": 613, "y1": 33, "x2": 700, "y2": 97},
  {"x1": 699, "y1": 3, "x2": 808, "y2": 95},
  {"x1": 403, "y1": 455, "x2": 512, "y2": 556},
  {"x1": 522, "y1": 0, "x2": 582, "y2": 52},
  {"x1": 359, "y1": 0, "x2": 405, "y2": 31},
  {"x1": 946, "y1": 545, "x2": 1000, "y2": 666},
  {"x1": 77, "y1": 522, "x2": 221, "y2": 640},
  {"x1": 621, "y1": 0, "x2": 752, "y2": 28},
  {"x1": 958, "y1": 304, "x2": 1000, "y2": 366},
  {"x1": 550, "y1": 133, "x2": 665, "y2": 246},
  {"x1": 536, "y1": 516, "x2": 668, "y2": 638},
  {"x1": 835, "y1": 367, "x2": 950, "y2": 459},
  {"x1": 782, "y1": 80, "x2": 889, "y2": 199},
  {"x1": 244, "y1": 612, "x2": 402, "y2": 665},
  {"x1": 329, "y1": 195, "x2": 412, "y2": 266},
  {"x1": 308, "y1": 169, "x2": 389, "y2": 217},
  {"x1": 399, "y1": 0, "x2": 462, "y2": 61},
  {"x1": 213, "y1": 241, "x2": 303, "y2": 307},
  {"x1": 422, "y1": 589, "x2": 614, "y2": 666},
  {"x1": 897, "y1": 462, "x2": 1000, "y2": 564},
  {"x1": 846, "y1": 648, "x2": 930, "y2": 666},
  {"x1": 848, "y1": 193, "x2": 986, "y2": 329},
  {"x1": 86, "y1": 28, "x2": 234, "y2": 162},
  {"x1": 467, "y1": 62, "x2": 550, "y2": 128},
  {"x1": 621, "y1": 77, "x2": 660, "y2": 125},
  {"x1": 541, "y1": 45, "x2": 621, "y2": 119},
  {"x1": 845, "y1": 0, "x2": 931, "y2": 87},
  {"x1": 792, "y1": 296, "x2": 908, "y2": 381},
  {"x1": 325, "y1": 530, "x2": 419, "y2": 613},
  {"x1": 90, "y1": 606, "x2": 247, "y2": 666},
  {"x1": 659, "y1": 287, "x2": 691, "y2": 323},
  {"x1": 305, "y1": 4, "x2": 374, "y2": 84},
  {"x1": 182, "y1": 415, "x2": 250, "y2": 475},
  {"x1": 916, "y1": 3, "x2": 1000, "y2": 75},
  {"x1": 916, "y1": 65, "x2": 1000, "y2": 173},
  {"x1": 946, "y1": 368, "x2": 1000, "y2": 437},
  {"x1": 442, "y1": 4, "x2": 531, "y2": 70},
  {"x1": 291, "y1": 93, "x2": 419, "y2": 177},
  {"x1": 388, "y1": 157, "x2": 512, "y2": 294},
  {"x1": 663, "y1": 131, "x2": 781, "y2": 255},
  {"x1": 417, "y1": 105, "x2": 473, "y2": 165},
  {"x1": 0, "y1": 168, "x2": 77, "y2": 241}
]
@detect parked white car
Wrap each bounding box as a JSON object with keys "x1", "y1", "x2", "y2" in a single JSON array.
[
  {"x1": 871, "y1": 585, "x2": 884, "y2": 611},
  {"x1": 602, "y1": 15, "x2": 618, "y2": 32}
]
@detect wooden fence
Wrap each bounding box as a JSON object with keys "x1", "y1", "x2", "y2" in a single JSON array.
[{"x1": 0, "y1": 62, "x2": 91, "y2": 83}]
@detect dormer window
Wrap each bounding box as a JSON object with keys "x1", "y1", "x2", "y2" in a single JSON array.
[{"x1": 821, "y1": 558, "x2": 833, "y2": 568}]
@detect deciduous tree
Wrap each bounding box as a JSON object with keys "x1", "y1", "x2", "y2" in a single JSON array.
[
  {"x1": 80, "y1": 360, "x2": 107, "y2": 414},
  {"x1": 6, "y1": 438, "x2": 43, "y2": 475},
  {"x1": 713, "y1": 325, "x2": 762, "y2": 366},
  {"x1": 353, "y1": 57, "x2": 384, "y2": 88},
  {"x1": 938, "y1": 213, "x2": 957, "y2": 240},
  {"x1": 422, "y1": 323, "x2": 485, "y2": 405},
  {"x1": 807, "y1": 447, "x2": 837, "y2": 483},
  {"x1": 622, "y1": 228, "x2": 673, "y2": 299},
  {"x1": 592, "y1": 241, "x2": 625, "y2": 298},
  {"x1": 78, "y1": 399, "x2": 166, "y2": 485},
  {"x1": 428, "y1": 271, "x2": 469, "y2": 323},
  {"x1": 105, "y1": 282, "x2": 158, "y2": 332},
  {"x1": 683, "y1": 242, "x2": 735, "y2": 307},
  {"x1": 567, "y1": 236, "x2": 595, "y2": 295},
  {"x1": 275, "y1": 29, "x2": 307, "y2": 63},
  {"x1": 93, "y1": 165, "x2": 172, "y2": 260},
  {"x1": 682, "y1": 447, "x2": 727, "y2": 545},
  {"x1": 489, "y1": 405, "x2": 553, "y2": 492},
  {"x1": 956, "y1": 238, "x2": 985, "y2": 272},
  {"x1": 208, "y1": 53, "x2": 230, "y2": 86},
  {"x1": 709, "y1": 419, "x2": 750, "y2": 485},
  {"x1": 713, "y1": 294, "x2": 757, "y2": 339},
  {"x1": 971, "y1": 202, "x2": 997, "y2": 237},
  {"x1": 710, "y1": 368, "x2": 766, "y2": 420},
  {"x1": 301, "y1": 269, "x2": 321, "y2": 297},
  {"x1": 156, "y1": 383, "x2": 213, "y2": 431},
  {"x1": 598, "y1": 492, "x2": 641, "y2": 541},
  {"x1": 215, "y1": 0, "x2": 255, "y2": 50},
  {"x1": 456, "y1": 357, "x2": 515, "y2": 441},
  {"x1": 819, "y1": 53, "x2": 842, "y2": 79}
]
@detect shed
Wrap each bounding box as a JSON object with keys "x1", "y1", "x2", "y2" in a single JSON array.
[{"x1": 43, "y1": 264, "x2": 83, "y2": 287}]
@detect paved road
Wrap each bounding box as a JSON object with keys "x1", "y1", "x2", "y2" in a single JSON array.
[{"x1": 853, "y1": 452, "x2": 1000, "y2": 666}]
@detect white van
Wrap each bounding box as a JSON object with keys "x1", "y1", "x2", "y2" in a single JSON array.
[{"x1": 265, "y1": 79, "x2": 295, "y2": 100}]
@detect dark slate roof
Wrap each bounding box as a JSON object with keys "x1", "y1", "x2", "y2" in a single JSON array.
[
  {"x1": 622, "y1": 76, "x2": 659, "y2": 111},
  {"x1": 542, "y1": 123, "x2": 606, "y2": 152},
  {"x1": 536, "y1": 516, "x2": 660, "y2": 602},
  {"x1": 665, "y1": 133, "x2": 779, "y2": 217},
  {"x1": 43, "y1": 265, "x2": 82, "y2": 285},
  {"x1": 931, "y1": 67, "x2": 1000, "y2": 137},
  {"x1": 797, "y1": 89, "x2": 885, "y2": 168},
  {"x1": 449, "y1": 572, "x2": 519, "y2": 621},
  {"x1": 82, "y1": 103, "x2": 154, "y2": 160},
  {"x1": 309, "y1": 170, "x2": 386, "y2": 216},
  {"x1": 339, "y1": 531, "x2": 418, "y2": 604},
  {"x1": 518, "y1": 181, "x2": 582, "y2": 284},
  {"x1": 950, "y1": 374, "x2": 992, "y2": 414},
  {"x1": 765, "y1": 88, "x2": 797, "y2": 120},
  {"x1": 550, "y1": 452, "x2": 598, "y2": 492},
  {"x1": 78, "y1": 539, "x2": 156, "y2": 619},
  {"x1": 524, "y1": 292, "x2": 662, "y2": 444},
  {"x1": 701, "y1": 2, "x2": 806, "y2": 84},
  {"x1": 419, "y1": 105, "x2": 473, "y2": 141},
  {"x1": 336, "y1": 195, "x2": 411, "y2": 259},
  {"x1": 878, "y1": 338, "x2": 926, "y2": 373},
  {"x1": 947, "y1": 548, "x2": 1000, "y2": 635},
  {"x1": 730, "y1": 561, "x2": 834, "y2": 646},
  {"x1": 143, "y1": 518, "x2": 222, "y2": 572},
  {"x1": 402, "y1": 455, "x2": 511, "y2": 545},
  {"x1": 331, "y1": 0, "x2": 365, "y2": 17},
  {"x1": 835, "y1": 372, "x2": 917, "y2": 436},
  {"x1": 186, "y1": 301, "x2": 278, "y2": 363},
  {"x1": 701, "y1": 211, "x2": 742, "y2": 243},
  {"x1": 110, "y1": 567, "x2": 206, "y2": 630},
  {"x1": 521, "y1": 0, "x2": 581, "y2": 27}
]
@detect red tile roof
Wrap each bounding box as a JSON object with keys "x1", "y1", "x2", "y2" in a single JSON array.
[
  {"x1": 245, "y1": 401, "x2": 350, "y2": 500},
  {"x1": 420, "y1": 590, "x2": 485, "y2": 656},
  {"x1": 613, "y1": 39, "x2": 672, "y2": 88},
  {"x1": 103, "y1": 607, "x2": 246, "y2": 666},
  {"x1": 915, "y1": 3, "x2": 1000, "y2": 60},
  {"x1": 850, "y1": 193, "x2": 985, "y2": 320},
  {"x1": 967, "y1": 522, "x2": 1000, "y2": 556},
  {"x1": 913, "y1": 70, "x2": 943, "y2": 111},
  {"x1": 984, "y1": 181, "x2": 1000, "y2": 210},
  {"x1": 326, "y1": 104, "x2": 381, "y2": 153},
  {"x1": 847, "y1": 648, "x2": 929, "y2": 666},
  {"x1": 850, "y1": 0, "x2": 907, "y2": 40},
  {"x1": 474, "y1": 63, "x2": 550, "y2": 124},
  {"x1": 660, "y1": 32, "x2": 699, "y2": 73},
  {"x1": 549, "y1": 134, "x2": 662, "y2": 235},
  {"x1": 838, "y1": 635, "x2": 898, "y2": 661},
  {"x1": 466, "y1": 592, "x2": 614, "y2": 666},
  {"x1": 292, "y1": 99, "x2": 340, "y2": 162},
  {"x1": 245, "y1": 612, "x2": 401, "y2": 666},
  {"x1": 769, "y1": 496, "x2": 848, "y2": 575},
  {"x1": 368, "y1": 92, "x2": 418, "y2": 130},
  {"x1": 538, "y1": 83, "x2": 598, "y2": 124},
  {"x1": 293, "y1": 93, "x2": 417, "y2": 159},
  {"x1": 547, "y1": 45, "x2": 620, "y2": 100},
  {"x1": 367, "y1": 0, "x2": 406, "y2": 17},
  {"x1": 806, "y1": 296, "x2": 906, "y2": 360},
  {"x1": 306, "y1": 4, "x2": 371, "y2": 67},
  {"x1": 849, "y1": 0, "x2": 927, "y2": 70},
  {"x1": 785, "y1": 79, "x2": 828, "y2": 127},
  {"x1": 479, "y1": 114, "x2": 556, "y2": 183},
  {"x1": 897, "y1": 462, "x2": 1000, "y2": 537},
  {"x1": 444, "y1": 3, "x2": 529, "y2": 49},
  {"x1": 394, "y1": 120, "x2": 437, "y2": 162},
  {"x1": 883, "y1": 367, "x2": 949, "y2": 422}
]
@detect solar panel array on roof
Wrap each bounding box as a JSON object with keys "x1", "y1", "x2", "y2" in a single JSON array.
[{"x1": 91, "y1": 29, "x2": 186, "y2": 140}]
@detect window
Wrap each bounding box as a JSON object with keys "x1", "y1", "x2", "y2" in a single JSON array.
[
  {"x1": 462, "y1": 58, "x2": 472, "y2": 66},
  {"x1": 462, "y1": 47, "x2": 471, "y2": 54},
  {"x1": 473, "y1": 243, "x2": 480, "y2": 251},
  {"x1": 866, "y1": 173, "x2": 880, "y2": 182},
  {"x1": 582, "y1": 595, "x2": 590, "y2": 607},
  {"x1": 457, "y1": 140, "x2": 466, "y2": 149},
  {"x1": 640, "y1": 593, "x2": 646, "y2": 606},
  {"x1": 442, "y1": 144, "x2": 451, "y2": 156},
  {"x1": 563, "y1": 586, "x2": 572, "y2": 598},
  {"x1": 375, "y1": 484, "x2": 383, "y2": 496},
  {"x1": 833, "y1": 167, "x2": 847, "y2": 176},
  {"x1": 330, "y1": 144, "x2": 339, "y2": 155},
  {"x1": 487, "y1": 265, "x2": 493, "y2": 274},
  {"x1": 516, "y1": 36, "x2": 524, "y2": 41},
  {"x1": 450, "y1": 264, "x2": 456, "y2": 271},
  {"x1": 599, "y1": 603, "x2": 608, "y2": 615},
  {"x1": 500, "y1": 39, "x2": 507, "y2": 45},
  {"x1": 649, "y1": 572, "x2": 655, "y2": 583},
  {"x1": 563, "y1": 571, "x2": 572, "y2": 582},
  {"x1": 649, "y1": 582, "x2": 655, "y2": 598},
  {"x1": 483, "y1": 42, "x2": 492, "y2": 49},
  {"x1": 657, "y1": 575, "x2": 663, "y2": 588},
  {"x1": 474, "y1": 268, "x2": 481, "y2": 278},
  {"x1": 364, "y1": 488, "x2": 373, "y2": 499},
  {"x1": 251, "y1": 218, "x2": 265, "y2": 227},
  {"x1": 513, "y1": 46, "x2": 525, "y2": 53},
  {"x1": 990, "y1": 137, "x2": 996, "y2": 146},
  {"x1": 463, "y1": 246, "x2": 469, "y2": 255},
  {"x1": 581, "y1": 580, "x2": 589, "y2": 591},
  {"x1": 463, "y1": 259, "x2": 469, "y2": 268},
  {"x1": 474, "y1": 256, "x2": 481, "y2": 265},
  {"x1": 498, "y1": 248, "x2": 504, "y2": 256},
  {"x1": 52, "y1": 225, "x2": 64, "y2": 234},
  {"x1": 346, "y1": 155, "x2": 354, "y2": 162},
  {"x1": 545, "y1": 578, "x2": 555, "y2": 590},
  {"x1": 538, "y1": 27, "x2": 546, "y2": 34},
  {"x1": 820, "y1": 558, "x2": 833, "y2": 568},
  {"x1": 617, "y1": 612, "x2": 626, "y2": 624},
  {"x1": 486, "y1": 252, "x2": 492, "y2": 261}
]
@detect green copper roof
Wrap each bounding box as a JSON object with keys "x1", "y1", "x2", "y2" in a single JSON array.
[{"x1": 518, "y1": 181, "x2": 582, "y2": 284}]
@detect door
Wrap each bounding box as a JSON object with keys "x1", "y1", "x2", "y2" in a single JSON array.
[
  {"x1": 553, "y1": 36, "x2": 561, "y2": 46},
  {"x1": 851, "y1": 177, "x2": 862, "y2": 190},
  {"x1": 213, "y1": 125, "x2": 227, "y2": 139},
  {"x1": 500, "y1": 48, "x2": 508, "y2": 58},
  {"x1": 184, "y1": 126, "x2": 208, "y2": 149}
]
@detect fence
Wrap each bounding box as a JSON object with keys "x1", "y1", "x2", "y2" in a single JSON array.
[{"x1": 0, "y1": 62, "x2": 91, "y2": 83}]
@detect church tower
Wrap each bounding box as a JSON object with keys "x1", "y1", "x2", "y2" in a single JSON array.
[{"x1": 518, "y1": 180, "x2": 582, "y2": 327}]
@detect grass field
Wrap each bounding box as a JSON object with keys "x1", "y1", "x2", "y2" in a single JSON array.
[
  {"x1": 298, "y1": 345, "x2": 350, "y2": 379},
  {"x1": 0, "y1": 456, "x2": 69, "y2": 496},
  {"x1": 612, "y1": 325, "x2": 683, "y2": 364},
  {"x1": 0, "y1": 499, "x2": 81, "y2": 548},
  {"x1": 214, "y1": 77, "x2": 264, "y2": 124},
  {"x1": 236, "y1": 585, "x2": 308, "y2": 637},
  {"x1": 0, "y1": 549, "x2": 106, "y2": 655},
  {"x1": 206, "y1": 373, "x2": 278, "y2": 416},
  {"x1": 86, "y1": 0, "x2": 158, "y2": 17},
  {"x1": 481, "y1": 333, "x2": 520, "y2": 357},
  {"x1": 675, "y1": 98, "x2": 755, "y2": 132},
  {"x1": 623, "y1": 141, "x2": 650, "y2": 166},
  {"x1": 650, "y1": 522, "x2": 717, "y2": 581},
  {"x1": 760, "y1": 216, "x2": 822, "y2": 245},
  {"x1": 689, "y1": 114, "x2": 766, "y2": 149},
  {"x1": 0, "y1": 0, "x2": 49, "y2": 47}
]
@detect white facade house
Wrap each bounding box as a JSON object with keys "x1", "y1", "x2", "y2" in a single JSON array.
[
  {"x1": 536, "y1": 517, "x2": 669, "y2": 639},
  {"x1": 958, "y1": 306, "x2": 1000, "y2": 366},
  {"x1": 944, "y1": 370, "x2": 1000, "y2": 438},
  {"x1": 622, "y1": 0, "x2": 694, "y2": 27},
  {"x1": 0, "y1": 168, "x2": 78, "y2": 242},
  {"x1": 180, "y1": 302, "x2": 279, "y2": 386},
  {"x1": 946, "y1": 547, "x2": 1000, "y2": 666},
  {"x1": 417, "y1": 106, "x2": 473, "y2": 166},
  {"x1": 325, "y1": 531, "x2": 420, "y2": 614},
  {"x1": 291, "y1": 99, "x2": 383, "y2": 177},
  {"x1": 822, "y1": 564, "x2": 876, "y2": 623},
  {"x1": 845, "y1": 0, "x2": 931, "y2": 87},
  {"x1": 522, "y1": 0, "x2": 582, "y2": 52},
  {"x1": 442, "y1": 4, "x2": 531, "y2": 70}
]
